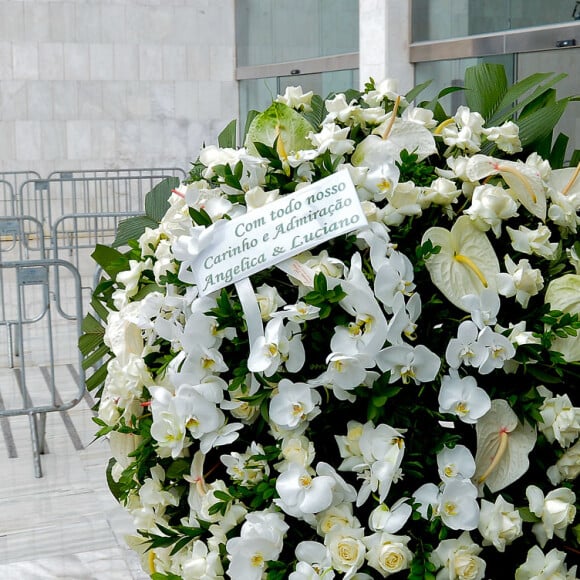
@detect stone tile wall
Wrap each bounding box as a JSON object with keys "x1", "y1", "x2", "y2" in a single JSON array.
[{"x1": 0, "y1": 0, "x2": 237, "y2": 176}]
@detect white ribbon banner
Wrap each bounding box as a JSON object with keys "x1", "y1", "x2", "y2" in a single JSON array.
[{"x1": 192, "y1": 169, "x2": 367, "y2": 296}]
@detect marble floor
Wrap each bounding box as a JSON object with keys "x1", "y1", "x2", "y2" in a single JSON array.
[{"x1": 0, "y1": 349, "x2": 149, "y2": 578}]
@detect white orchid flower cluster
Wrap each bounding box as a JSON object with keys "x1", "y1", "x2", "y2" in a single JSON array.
[{"x1": 85, "y1": 72, "x2": 580, "y2": 580}]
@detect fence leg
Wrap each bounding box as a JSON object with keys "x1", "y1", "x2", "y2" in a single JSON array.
[{"x1": 29, "y1": 412, "x2": 44, "y2": 478}]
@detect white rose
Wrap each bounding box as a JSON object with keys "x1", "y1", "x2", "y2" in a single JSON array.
[
  {"x1": 527, "y1": 485, "x2": 577, "y2": 547},
  {"x1": 317, "y1": 503, "x2": 358, "y2": 536},
  {"x1": 538, "y1": 386, "x2": 580, "y2": 448},
  {"x1": 364, "y1": 532, "x2": 413, "y2": 577},
  {"x1": 547, "y1": 439, "x2": 580, "y2": 484},
  {"x1": 464, "y1": 183, "x2": 518, "y2": 237},
  {"x1": 325, "y1": 526, "x2": 366, "y2": 574},
  {"x1": 478, "y1": 495, "x2": 523, "y2": 552},
  {"x1": 431, "y1": 532, "x2": 486, "y2": 580}
]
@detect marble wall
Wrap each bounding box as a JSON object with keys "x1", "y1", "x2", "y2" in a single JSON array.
[{"x1": 0, "y1": 0, "x2": 237, "y2": 176}]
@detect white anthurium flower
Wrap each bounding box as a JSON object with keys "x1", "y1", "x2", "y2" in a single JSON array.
[
  {"x1": 461, "y1": 288, "x2": 501, "y2": 330},
  {"x1": 482, "y1": 120, "x2": 523, "y2": 154},
  {"x1": 376, "y1": 343, "x2": 440, "y2": 385},
  {"x1": 547, "y1": 164, "x2": 580, "y2": 203},
  {"x1": 544, "y1": 273, "x2": 580, "y2": 362},
  {"x1": 526, "y1": 485, "x2": 577, "y2": 548},
  {"x1": 312, "y1": 352, "x2": 373, "y2": 402},
  {"x1": 445, "y1": 320, "x2": 488, "y2": 370},
  {"x1": 371, "y1": 116, "x2": 438, "y2": 162},
  {"x1": 537, "y1": 385, "x2": 580, "y2": 448},
  {"x1": 309, "y1": 122, "x2": 355, "y2": 156},
  {"x1": 226, "y1": 510, "x2": 288, "y2": 580},
  {"x1": 506, "y1": 223, "x2": 558, "y2": 260},
  {"x1": 465, "y1": 153, "x2": 546, "y2": 220},
  {"x1": 464, "y1": 183, "x2": 519, "y2": 237},
  {"x1": 431, "y1": 531, "x2": 486, "y2": 580},
  {"x1": 289, "y1": 541, "x2": 335, "y2": 580},
  {"x1": 437, "y1": 444, "x2": 476, "y2": 483},
  {"x1": 374, "y1": 250, "x2": 416, "y2": 312},
  {"x1": 269, "y1": 379, "x2": 322, "y2": 431},
  {"x1": 275, "y1": 462, "x2": 336, "y2": 516},
  {"x1": 496, "y1": 254, "x2": 544, "y2": 308},
  {"x1": 438, "y1": 479, "x2": 480, "y2": 530},
  {"x1": 515, "y1": 545, "x2": 578, "y2": 580},
  {"x1": 368, "y1": 497, "x2": 413, "y2": 534},
  {"x1": 547, "y1": 439, "x2": 580, "y2": 485},
  {"x1": 475, "y1": 326, "x2": 516, "y2": 375},
  {"x1": 478, "y1": 495, "x2": 523, "y2": 553},
  {"x1": 324, "y1": 525, "x2": 366, "y2": 578},
  {"x1": 364, "y1": 531, "x2": 414, "y2": 577},
  {"x1": 422, "y1": 215, "x2": 500, "y2": 311},
  {"x1": 438, "y1": 371, "x2": 491, "y2": 424},
  {"x1": 474, "y1": 399, "x2": 537, "y2": 493},
  {"x1": 248, "y1": 317, "x2": 305, "y2": 376}
]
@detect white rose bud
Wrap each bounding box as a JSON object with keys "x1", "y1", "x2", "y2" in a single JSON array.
[
  {"x1": 537, "y1": 386, "x2": 580, "y2": 448},
  {"x1": 547, "y1": 439, "x2": 580, "y2": 485},
  {"x1": 478, "y1": 495, "x2": 523, "y2": 552}
]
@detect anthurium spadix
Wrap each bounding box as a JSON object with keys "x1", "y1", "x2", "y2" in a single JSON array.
[
  {"x1": 474, "y1": 399, "x2": 536, "y2": 493},
  {"x1": 465, "y1": 154, "x2": 546, "y2": 221},
  {"x1": 421, "y1": 215, "x2": 500, "y2": 311}
]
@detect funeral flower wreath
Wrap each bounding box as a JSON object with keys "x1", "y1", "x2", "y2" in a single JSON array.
[{"x1": 82, "y1": 64, "x2": 580, "y2": 579}]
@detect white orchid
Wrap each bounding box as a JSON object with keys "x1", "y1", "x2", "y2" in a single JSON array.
[
  {"x1": 269, "y1": 379, "x2": 322, "y2": 431},
  {"x1": 438, "y1": 371, "x2": 491, "y2": 424},
  {"x1": 376, "y1": 343, "x2": 440, "y2": 385}
]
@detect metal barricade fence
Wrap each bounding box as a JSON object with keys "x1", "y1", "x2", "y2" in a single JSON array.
[
  {"x1": 0, "y1": 258, "x2": 84, "y2": 477},
  {"x1": 17, "y1": 174, "x2": 172, "y2": 232},
  {"x1": 0, "y1": 216, "x2": 47, "y2": 367},
  {"x1": 1, "y1": 179, "x2": 15, "y2": 216},
  {"x1": 47, "y1": 167, "x2": 186, "y2": 180},
  {"x1": 0, "y1": 171, "x2": 40, "y2": 215},
  {"x1": 51, "y1": 211, "x2": 144, "y2": 313}
]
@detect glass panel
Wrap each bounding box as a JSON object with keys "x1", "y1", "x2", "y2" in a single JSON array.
[
  {"x1": 412, "y1": 0, "x2": 578, "y2": 42},
  {"x1": 239, "y1": 70, "x2": 359, "y2": 140},
  {"x1": 236, "y1": 0, "x2": 359, "y2": 66},
  {"x1": 517, "y1": 48, "x2": 580, "y2": 159},
  {"x1": 414, "y1": 55, "x2": 515, "y2": 112}
]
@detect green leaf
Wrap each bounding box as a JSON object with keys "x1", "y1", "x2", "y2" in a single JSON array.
[
  {"x1": 81, "y1": 343, "x2": 110, "y2": 371},
  {"x1": 145, "y1": 176, "x2": 181, "y2": 222},
  {"x1": 244, "y1": 101, "x2": 313, "y2": 157},
  {"x1": 218, "y1": 119, "x2": 237, "y2": 148},
  {"x1": 517, "y1": 99, "x2": 568, "y2": 148},
  {"x1": 90, "y1": 244, "x2": 129, "y2": 278},
  {"x1": 113, "y1": 215, "x2": 158, "y2": 248},
  {"x1": 85, "y1": 362, "x2": 110, "y2": 392},
  {"x1": 464, "y1": 63, "x2": 508, "y2": 120},
  {"x1": 518, "y1": 506, "x2": 541, "y2": 523},
  {"x1": 548, "y1": 133, "x2": 569, "y2": 169},
  {"x1": 79, "y1": 313, "x2": 105, "y2": 355},
  {"x1": 405, "y1": 79, "x2": 432, "y2": 103},
  {"x1": 302, "y1": 94, "x2": 325, "y2": 129},
  {"x1": 105, "y1": 457, "x2": 124, "y2": 502}
]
